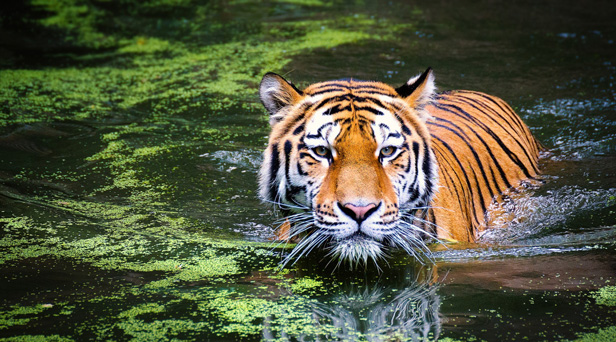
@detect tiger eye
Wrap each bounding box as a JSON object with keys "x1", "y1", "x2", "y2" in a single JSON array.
[
  {"x1": 380, "y1": 146, "x2": 396, "y2": 157},
  {"x1": 314, "y1": 146, "x2": 330, "y2": 157}
]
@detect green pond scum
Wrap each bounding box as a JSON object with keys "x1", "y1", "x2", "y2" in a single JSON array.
[{"x1": 2, "y1": 0, "x2": 616, "y2": 341}]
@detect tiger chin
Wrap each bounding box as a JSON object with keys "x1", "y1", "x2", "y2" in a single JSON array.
[{"x1": 258, "y1": 68, "x2": 541, "y2": 268}]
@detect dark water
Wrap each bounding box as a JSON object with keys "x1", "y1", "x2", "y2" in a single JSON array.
[{"x1": 1, "y1": 0, "x2": 615, "y2": 341}]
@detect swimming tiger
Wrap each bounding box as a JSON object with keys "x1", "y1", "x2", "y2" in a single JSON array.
[{"x1": 258, "y1": 68, "x2": 541, "y2": 266}]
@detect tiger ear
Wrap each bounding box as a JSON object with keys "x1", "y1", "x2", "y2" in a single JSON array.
[
  {"x1": 395, "y1": 67, "x2": 436, "y2": 115},
  {"x1": 259, "y1": 73, "x2": 304, "y2": 125}
]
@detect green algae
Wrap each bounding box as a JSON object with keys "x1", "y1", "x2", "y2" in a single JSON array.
[
  {"x1": 0, "y1": 20, "x2": 407, "y2": 337},
  {"x1": 288, "y1": 276, "x2": 325, "y2": 295},
  {"x1": 30, "y1": 0, "x2": 116, "y2": 49},
  {"x1": 0, "y1": 11, "x2": 410, "y2": 321},
  {"x1": 593, "y1": 286, "x2": 616, "y2": 307},
  {"x1": 205, "y1": 291, "x2": 340, "y2": 339},
  {"x1": 0, "y1": 24, "x2": 372, "y2": 124},
  {"x1": 1, "y1": 0, "x2": 411, "y2": 127},
  {"x1": 1, "y1": 0, "x2": 414, "y2": 277},
  {"x1": 570, "y1": 326, "x2": 616, "y2": 342},
  {"x1": 0, "y1": 304, "x2": 52, "y2": 330},
  {"x1": 0, "y1": 336, "x2": 74, "y2": 342}
]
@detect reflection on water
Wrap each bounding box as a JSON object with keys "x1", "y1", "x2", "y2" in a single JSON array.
[
  {"x1": 262, "y1": 278, "x2": 441, "y2": 341},
  {"x1": 258, "y1": 250, "x2": 616, "y2": 341},
  {"x1": 301, "y1": 284, "x2": 440, "y2": 342}
]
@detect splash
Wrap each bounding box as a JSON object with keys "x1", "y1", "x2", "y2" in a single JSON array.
[{"x1": 481, "y1": 185, "x2": 616, "y2": 244}]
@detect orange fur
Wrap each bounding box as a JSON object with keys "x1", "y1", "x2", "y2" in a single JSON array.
[{"x1": 260, "y1": 70, "x2": 541, "y2": 252}]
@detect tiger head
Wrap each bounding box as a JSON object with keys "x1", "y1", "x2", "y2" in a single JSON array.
[{"x1": 258, "y1": 68, "x2": 438, "y2": 267}]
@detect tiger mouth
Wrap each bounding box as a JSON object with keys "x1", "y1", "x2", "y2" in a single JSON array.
[
  {"x1": 329, "y1": 234, "x2": 385, "y2": 264},
  {"x1": 334, "y1": 230, "x2": 386, "y2": 245}
]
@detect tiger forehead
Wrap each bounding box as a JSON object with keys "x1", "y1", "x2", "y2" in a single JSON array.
[
  {"x1": 300, "y1": 80, "x2": 405, "y2": 144},
  {"x1": 303, "y1": 79, "x2": 399, "y2": 97},
  {"x1": 301, "y1": 79, "x2": 402, "y2": 121}
]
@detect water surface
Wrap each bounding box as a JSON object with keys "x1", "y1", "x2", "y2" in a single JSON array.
[{"x1": 1, "y1": 0, "x2": 615, "y2": 341}]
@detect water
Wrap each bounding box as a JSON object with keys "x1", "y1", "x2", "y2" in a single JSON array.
[{"x1": 1, "y1": 0, "x2": 615, "y2": 341}]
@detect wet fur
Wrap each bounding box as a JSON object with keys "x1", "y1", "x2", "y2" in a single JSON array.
[{"x1": 259, "y1": 68, "x2": 541, "y2": 267}]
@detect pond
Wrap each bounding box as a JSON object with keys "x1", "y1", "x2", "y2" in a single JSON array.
[{"x1": 1, "y1": 0, "x2": 615, "y2": 341}]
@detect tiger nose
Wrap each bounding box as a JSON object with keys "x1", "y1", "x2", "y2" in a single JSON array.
[{"x1": 338, "y1": 202, "x2": 379, "y2": 224}]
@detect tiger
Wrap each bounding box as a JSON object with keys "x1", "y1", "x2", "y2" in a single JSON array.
[{"x1": 258, "y1": 68, "x2": 541, "y2": 267}]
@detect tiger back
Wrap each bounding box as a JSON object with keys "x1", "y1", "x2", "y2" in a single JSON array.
[
  {"x1": 258, "y1": 68, "x2": 541, "y2": 266},
  {"x1": 425, "y1": 90, "x2": 541, "y2": 241}
]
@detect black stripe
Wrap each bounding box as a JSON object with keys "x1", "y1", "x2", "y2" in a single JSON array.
[
  {"x1": 309, "y1": 87, "x2": 347, "y2": 96},
  {"x1": 427, "y1": 209, "x2": 437, "y2": 236},
  {"x1": 458, "y1": 91, "x2": 528, "y2": 137},
  {"x1": 299, "y1": 152, "x2": 316, "y2": 160},
  {"x1": 283, "y1": 140, "x2": 293, "y2": 196},
  {"x1": 355, "y1": 106, "x2": 383, "y2": 115},
  {"x1": 402, "y1": 143, "x2": 411, "y2": 173},
  {"x1": 387, "y1": 149, "x2": 408, "y2": 166},
  {"x1": 401, "y1": 124, "x2": 411, "y2": 135},
  {"x1": 422, "y1": 146, "x2": 433, "y2": 191},
  {"x1": 354, "y1": 90, "x2": 394, "y2": 96},
  {"x1": 406, "y1": 142, "x2": 421, "y2": 202},
  {"x1": 279, "y1": 102, "x2": 310, "y2": 137},
  {"x1": 304, "y1": 122, "x2": 333, "y2": 140},
  {"x1": 432, "y1": 135, "x2": 487, "y2": 226},
  {"x1": 311, "y1": 97, "x2": 336, "y2": 112},
  {"x1": 268, "y1": 143, "x2": 280, "y2": 201},
  {"x1": 297, "y1": 161, "x2": 308, "y2": 176},
  {"x1": 471, "y1": 92, "x2": 541, "y2": 163},
  {"x1": 293, "y1": 123, "x2": 305, "y2": 135},
  {"x1": 428, "y1": 117, "x2": 506, "y2": 196},
  {"x1": 310, "y1": 82, "x2": 391, "y2": 93},
  {"x1": 389, "y1": 102, "x2": 414, "y2": 135},
  {"x1": 356, "y1": 96, "x2": 388, "y2": 109},
  {"x1": 435, "y1": 116, "x2": 511, "y2": 190},
  {"x1": 434, "y1": 102, "x2": 536, "y2": 179},
  {"x1": 428, "y1": 119, "x2": 498, "y2": 200},
  {"x1": 446, "y1": 94, "x2": 539, "y2": 174},
  {"x1": 322, "y1": 104, "x2": 350, "y2": 115},
  {"x1": 431, "y1": 144, "x2": 469, "y2": 216}
]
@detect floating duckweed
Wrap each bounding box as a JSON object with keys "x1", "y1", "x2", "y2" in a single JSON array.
[
  {"x1": 289, "y1": 277, "x2": 324, "y2": 294},
  {"x1": 30, "y1": 0, "x2": 115, "y2": 49},
  {"x1": 117, "y1": 37, "x2": 173, "y2": 54},
  {"x1": 593, "y1": 286, "x2": 616, "y2": 306},
  {"x1": 570, "y1": 326, "x2": 616, "y2": 342},
  {"x1": 115, "y1": 319, "x2": 209, "y2": 342},
  {"x1": 117, "y1": 303, "x2": 166, "y2": 318},
  {"x1": 0, "y1": 335, "x2": 74, "y2": 342},
  {"x1": 206, "y1": 293, "x2": 339, "y2": 338},
  {"x1": 0, "y1": 216, "x2": 34, "y2": 233},
  {"x1": 143, "y1": 255, "x2": 241, "y2": 289},
  {"x1": 0, "y1": 304, "x2": 52, "y2": 329}
]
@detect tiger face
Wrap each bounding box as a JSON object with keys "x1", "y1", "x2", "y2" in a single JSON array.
[{"x1": 259, "y1": 69, "x2": 439, "y2": 266}]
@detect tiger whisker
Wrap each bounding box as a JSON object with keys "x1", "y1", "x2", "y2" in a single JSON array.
[
  {"x1": 262, "y1": 198, "x2": 309, "y2": 211},
  {"x1": 399, "y1": 213, "x2": 441, "y2": 233},
  {"x1": 295, "y1": 234, "x2": 329, "y2": 260},
  {"x1": 397, "y1": 220, "x2": 442, "y2": 248},
  {"x1": 388, "y1": 230, "x2": 433, "y2": 264},
  {"x1": 279, "y1": 231, "x2": 329, "y2": 269},
  {"x1": 287, "y1": 224, "x2": 314, "y2": 241},
  {"x1": 397, "y1": 217, "x2": 448, "y2": 251}
]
